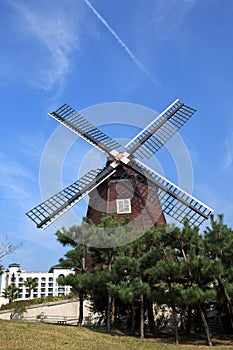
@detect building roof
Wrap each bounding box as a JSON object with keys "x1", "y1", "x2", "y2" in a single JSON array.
[
  {"x1": 8, "y1": 263, "x2": 20, "y2": 268},
  {"x1": 49, "y1": 264, "x2": 71, "y2": 273}
]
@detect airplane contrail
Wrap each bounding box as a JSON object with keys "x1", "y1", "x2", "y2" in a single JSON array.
[{"x1": 83, "y1": 0, "x2": 157, "y2": 84}]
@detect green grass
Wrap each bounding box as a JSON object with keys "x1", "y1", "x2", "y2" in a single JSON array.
[{"x1": 0, "y1": 320, "x2": 232, "y2": 350}]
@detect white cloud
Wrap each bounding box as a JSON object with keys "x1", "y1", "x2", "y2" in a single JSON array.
[
  {"x1": 224, "y1": 132, "x2": 233, "y2": 169},
  {"x1": 148, "y1": 0, "x2": 197, "y2": 40},
  {"x1": 2, "y1": 183, "x2": 32, "y2": 208},
  {"x1": 4, "y1": 0, "x2": 83, "y2": 91},
  {"x1": 0, "y1": 152, "x2": 32, "y2": 180},
  {"x1": 0, "y1": 151, "x2": 36, "y2": 210}
]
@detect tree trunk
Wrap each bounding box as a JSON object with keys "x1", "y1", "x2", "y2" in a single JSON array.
[
  {"x1": 77, "y1": 293, "x2": 83, "y2": 327},
  {"x1": 107, "y1": 293, "x2": 112, "y2": 333},
  {"x1": 198, "y1": 303, "x2": 212, "y2": 347},
  {"x1": 218, "y1": 278, "x2": 233, "y2": 329},
  {"x1": 172, "y1": 305, "x2": 179, "y2": 345},
  {"x1": 106, "y1": 253, "x2": 112, "y2": 334},
  {"x1": 77, "y1": 249, "x2": 87, "y2": 327},
  {"x1": 111, "y1": 297, "x2": 115, "y2": 326},
  {"x1": 140, "y1": 293, "x2": 144, "y2": 339},
  {"x1": 131, "y1": 302, "x2": 136, "y2": 335},
  {"x1": 185, "y1": 306, "x2": 192, "y2": 335},
  {"x1": 147, "y1": 300, "x2": 156, "y2": 336}
]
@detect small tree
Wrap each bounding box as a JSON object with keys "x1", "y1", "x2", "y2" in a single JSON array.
[
  {"x1": 10, "y1": 302, "x2": 27, "y2": 320},
  {"x1": 23, "y1": 277, "x2": 38, "y2": 298},
  {"x1": 2, "y1": 285, "x2": 19, "y2": 304}
]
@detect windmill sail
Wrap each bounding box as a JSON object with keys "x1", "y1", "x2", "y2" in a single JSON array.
[
  {"x1": 26, "y1": 99, "x2": 213, "y2": 230},
  {"x1": 49, "y1": 103, "x2": 122, "y2": 155},
  {"x1": 124, "y1": 99, "x2": 196, "y2": 159},
  {"x1": 128, "y1": 160, "x2": 213, "y2": 227},
  {"x1": 26, "y1": 166, "x2": 116, "y2": 229}
]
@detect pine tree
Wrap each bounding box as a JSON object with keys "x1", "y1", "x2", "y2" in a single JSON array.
[
  {"x1": 146, "y1": 222, "x2": 215, "y2": 346},
  {"x1": 176, "y1": 221, "x2": 215, "y2": 347},
  {"x1": 56, "y1": 214, "x2": 130, "y2": 330},
  {"x1": 204, "y1": 214, "x2": 233, "y2": 329},
  {"x1": 56, "y1": 225, "x2": 91, "y2": 326},
  {"x1": 107, "y1": 228, "x2": 161, "y2": 338}
]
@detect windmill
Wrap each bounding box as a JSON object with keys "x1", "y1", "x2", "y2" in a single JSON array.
[{"x1": 26, "y1": 99, "x2": 213, "y2": 231}]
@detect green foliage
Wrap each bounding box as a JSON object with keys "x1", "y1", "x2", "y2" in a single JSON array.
[
  {"x1": 204, "y1": 214, "x2": 233, "y2": 275},
  {"x1": 0, "y1": 294, "x2": 75, "y2": 311},
  {"x1": 2, "y1": 285, "x2": 19, "y2": 303},
  {"x1": 10, "y1": 301, "x2": 27, "y2": 319},
  {"x1": 55, "y1": 213, "x2": 233, "y2": 341},
  {"x1": 23, "y1": 277, "x2": 38, "y2": 298}
]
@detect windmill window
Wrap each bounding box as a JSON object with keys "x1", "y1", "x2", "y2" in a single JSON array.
[{"x1": 116, "y1": 199, "x2": 131, "y2": 214}]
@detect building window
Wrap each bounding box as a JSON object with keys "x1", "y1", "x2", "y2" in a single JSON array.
[
  {"x1": 116, "y1": 199, "x2": 131, "y2": 214},
  {"x1": 19, "y1": 277, "x2": 24, "y2": 282},
  {"x1": 49, "y1": 277, "x2": 53, "y2": 282}
]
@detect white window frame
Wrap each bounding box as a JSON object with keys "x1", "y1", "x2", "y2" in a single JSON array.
[{"x1": 116, "y1": 198, "x2": 131, "y2": 214}]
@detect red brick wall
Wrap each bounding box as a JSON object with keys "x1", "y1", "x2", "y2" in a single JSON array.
[{"x1": 86, "y1": 163, "x2": 166, "y2": 229}]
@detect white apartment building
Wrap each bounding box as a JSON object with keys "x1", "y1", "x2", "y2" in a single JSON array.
[{"x1": 0, "y1": 263, "x2": 74, "y2": 306}]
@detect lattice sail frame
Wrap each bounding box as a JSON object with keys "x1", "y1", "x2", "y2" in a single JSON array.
[
  {"x1": 26, "y1": 166, "x2": 116, "y2": 229},
  {"x1": 49, "y1": 103, "x2": 122, "y2": 155},
  {"x1": 26, "y1": 99, "x2": 213, "y2": 229},
  {"x1": 124, "y1": 99, "x2": 196, "y2": 159},
  {"x1": 131, "y1": 160, "x2": 213, "y2": 227}
]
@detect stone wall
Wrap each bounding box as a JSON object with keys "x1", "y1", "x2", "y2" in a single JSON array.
[{"x1": 0, "y1": 299, "x2": 95, "y2": 325}]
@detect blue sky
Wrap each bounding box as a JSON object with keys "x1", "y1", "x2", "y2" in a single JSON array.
[{"x1": 1, "y1": 0, "x2": 233, "y2": 272}]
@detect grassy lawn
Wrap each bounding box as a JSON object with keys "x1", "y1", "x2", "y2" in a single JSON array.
[{"x1": 0, "y1": 320, "x2": 232, "y2": 350}]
